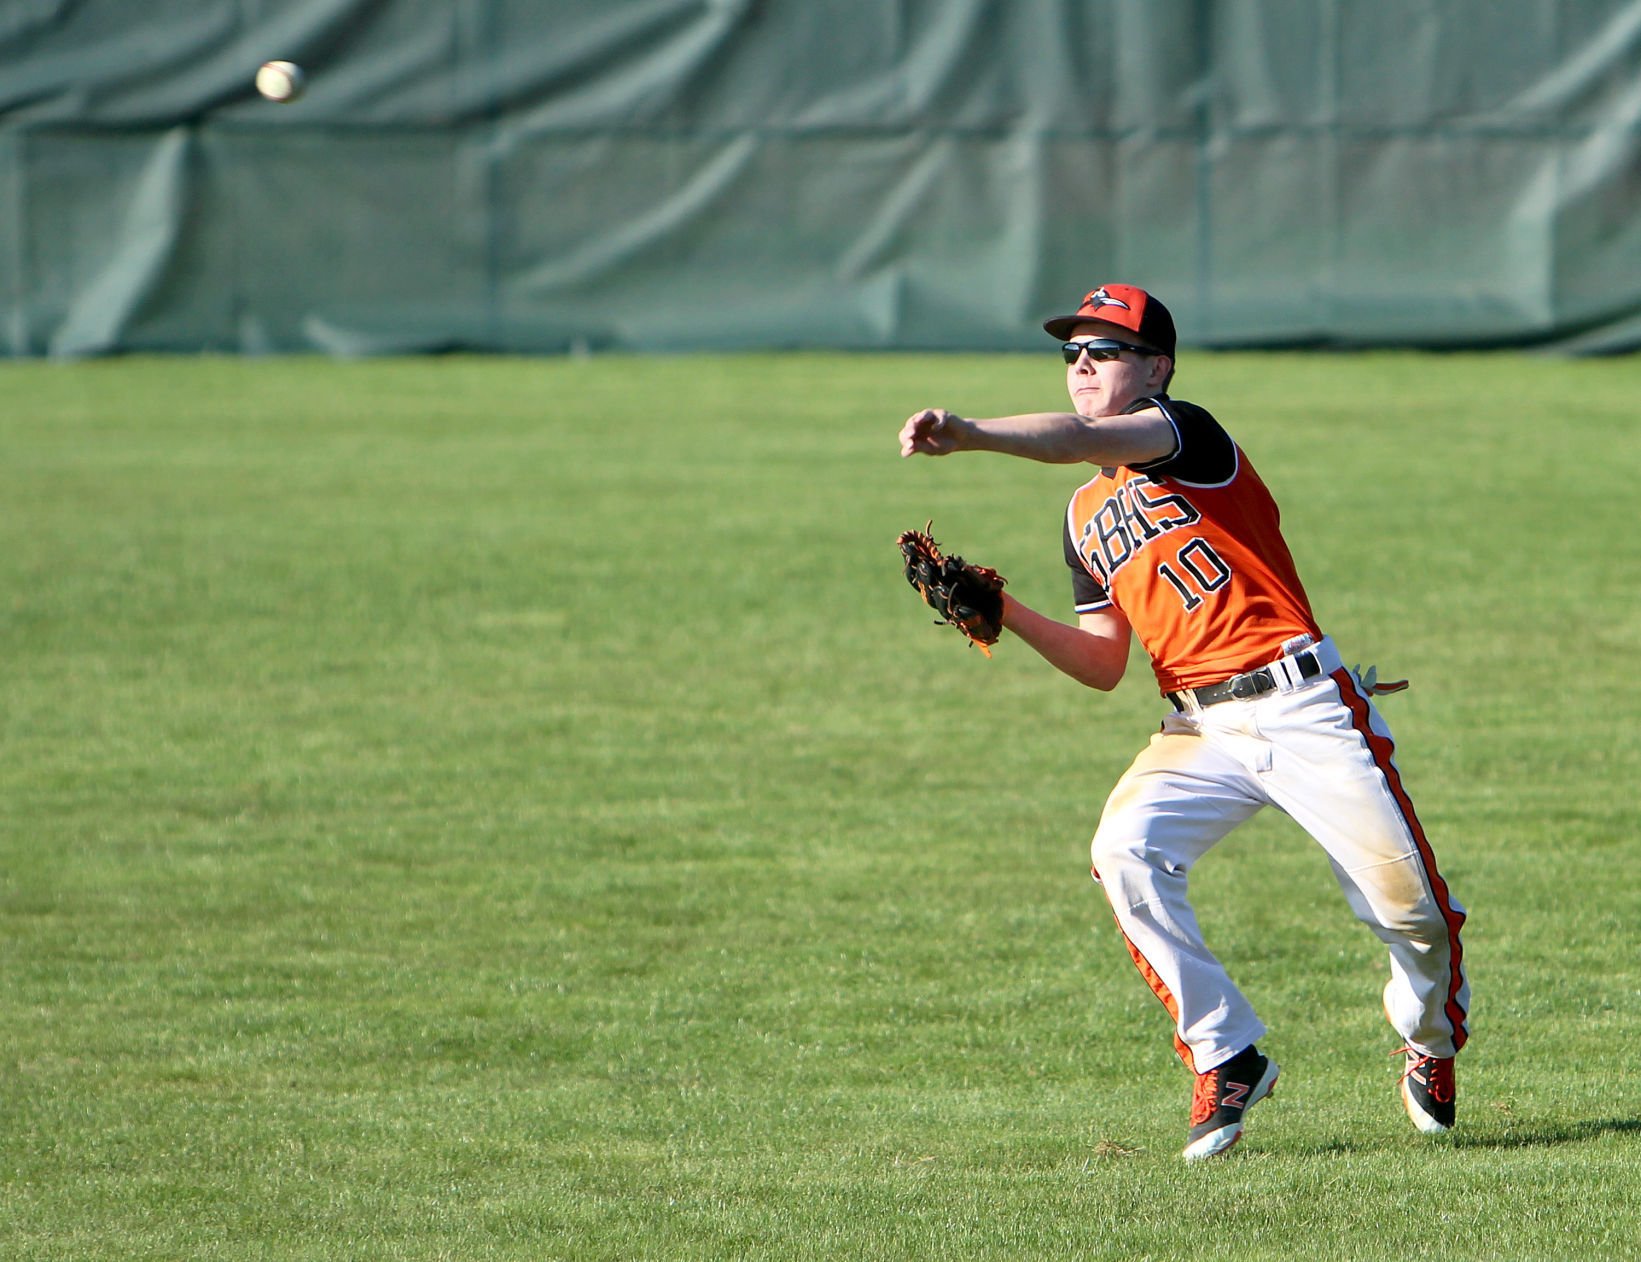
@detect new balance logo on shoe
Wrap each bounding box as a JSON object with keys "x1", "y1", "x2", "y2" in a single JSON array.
[{"x1": 1182, "y1": 1046, "x2": 1279, "y2": 1162}]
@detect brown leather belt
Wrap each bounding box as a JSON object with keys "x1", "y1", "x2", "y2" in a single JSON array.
[{"x1": 1168, "y1": 649, "x2": 1322, "y2": 712}]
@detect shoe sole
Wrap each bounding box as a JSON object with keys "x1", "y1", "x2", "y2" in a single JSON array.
[
  {"x1": 1401, "y1": 1077, "x2": 1454, "y2": 1134},
  {"x1": 1182, "y1": 1059, "x2": 1280, "y2": 1163}
]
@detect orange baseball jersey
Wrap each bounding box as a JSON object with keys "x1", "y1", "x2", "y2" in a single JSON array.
[{"x1": 1063, "y1": 396, "x2": 1321, "y2": 694}]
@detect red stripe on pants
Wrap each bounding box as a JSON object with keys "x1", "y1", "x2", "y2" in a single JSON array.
[
  {"x1": 1095, "y1": 862, "x2": 1197, "y2": 1072},
  {"x1": 1331, "y1": 668, "x2": 1469, "y2": 1050}
]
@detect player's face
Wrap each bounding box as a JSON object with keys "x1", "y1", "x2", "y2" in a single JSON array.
[{"x1": 1063, "y1": 321, "x2": 1170, "y2": 417}]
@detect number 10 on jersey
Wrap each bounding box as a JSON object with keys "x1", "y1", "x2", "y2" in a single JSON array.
[{"x1": 1157, "y1": 538, "x2": 1232, "y2": 611}]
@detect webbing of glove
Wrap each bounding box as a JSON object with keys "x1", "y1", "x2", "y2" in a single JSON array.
[{"x1": 896, "y1": 523, "x2": 1006, "y2": 656}]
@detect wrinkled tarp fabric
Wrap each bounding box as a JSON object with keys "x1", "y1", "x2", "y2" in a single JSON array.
[{"x1": 4, "y1": 0, "x2": 1641, "y2": 356}]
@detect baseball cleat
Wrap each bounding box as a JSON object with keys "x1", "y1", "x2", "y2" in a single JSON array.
[
  {"x1": 1182, "y1": 1045, "x2": 1279, "y2": 1162},
  {"x1": 1397, "y1": 1048, "x2": 1456, "y2": 1133}
]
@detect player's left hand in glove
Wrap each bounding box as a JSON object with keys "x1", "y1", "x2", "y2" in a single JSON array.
[{"x1": 897, "y1": 523, "x2": 1006, "y2": 656}]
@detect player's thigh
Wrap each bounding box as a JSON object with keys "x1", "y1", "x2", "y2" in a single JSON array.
[
  {"x1": 1093, "y1": 721, "x2": 1265, "y2": 877},
  {"x1": 1259, "y1": 689, "x2": 1418, "y2": 862},
  {"x1": 1258, "y1": 689, "x2": 1444, "y2": 926}
]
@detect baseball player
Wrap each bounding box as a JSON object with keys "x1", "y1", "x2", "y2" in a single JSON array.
[{"x1": 897, "y1": 284, "x2": 1469, "y2": 1161}]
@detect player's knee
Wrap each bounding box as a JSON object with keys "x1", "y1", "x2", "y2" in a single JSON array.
[
  {"x1": 1356, "y1": 890, "x2": 1452, "y2": 950},
  {"x1": 1393, "y1": 899, "x2": 1454, "y2": 945},
  {"x1": 1089, "y1": 828, "x2": 1129, "y2": 880},
  {"x1": 1355, "y1": 865, "x2": 1460, "y2": 945},
  {"x1": 1090, "y1": 831, "x2": 1183, "y2": 903}
]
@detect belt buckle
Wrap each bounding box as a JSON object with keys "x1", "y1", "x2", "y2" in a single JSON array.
[{"x1": 1229, "y1": 669, "x2": 1271, "y2": 700}]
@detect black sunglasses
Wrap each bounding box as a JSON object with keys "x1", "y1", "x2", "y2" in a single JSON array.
[{"x1": 1060, "y1": 338, "x2": 1155, "y2": 364}]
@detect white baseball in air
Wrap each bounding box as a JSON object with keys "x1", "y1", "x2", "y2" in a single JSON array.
[{"x1": 255, "y1": 61, "x2": 305, "y2": 104}]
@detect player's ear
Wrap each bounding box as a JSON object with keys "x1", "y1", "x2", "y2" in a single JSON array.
[{"x1": 1147, "y1": 354, "x2": 1173, "y2": 391}]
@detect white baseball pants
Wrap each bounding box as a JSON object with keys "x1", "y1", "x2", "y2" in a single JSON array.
[{"x1": 1091, "y1": 636, "x2": 1469, "y2": 1074}]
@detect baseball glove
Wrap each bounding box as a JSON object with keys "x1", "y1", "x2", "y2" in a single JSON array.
[{"x1": 896, "y1": 523, "x2": 1006, "y2": 656}]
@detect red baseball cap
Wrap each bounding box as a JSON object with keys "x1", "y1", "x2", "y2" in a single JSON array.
[{"x1": 1042, "y1": 284, "x2": 1176, "y2": 358}]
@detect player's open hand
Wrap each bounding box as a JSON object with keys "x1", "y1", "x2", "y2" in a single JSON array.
[{"x1": 899, "y1": 408, "x2": 965, "y2": 457}]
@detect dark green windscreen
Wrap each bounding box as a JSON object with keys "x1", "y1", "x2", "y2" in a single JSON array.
[{"x1": 4, "y1": 1, "x2": 1639, "y2": 356}]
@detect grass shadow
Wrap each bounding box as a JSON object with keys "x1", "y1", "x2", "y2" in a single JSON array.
[
  {"x1": 1298, "y1": 1117, "x2": 1641, "y2": 1158},
  {"x1": 1454, "y1": 1116, "x2": 1641, "y2": 1150}
]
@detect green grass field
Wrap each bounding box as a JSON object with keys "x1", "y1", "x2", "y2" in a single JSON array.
[{"x1": 3, "y1": 350, "x2": 1639, "y2": 1260}]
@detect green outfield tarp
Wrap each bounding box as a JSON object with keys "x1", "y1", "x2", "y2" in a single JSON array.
[{"x1": 4, "y1": 0, "x2": 1640, "y2": 356}]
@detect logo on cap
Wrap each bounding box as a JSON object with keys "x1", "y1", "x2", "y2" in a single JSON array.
[{"x1": 1082, "y1": 287, "x2": 1132, "y2": 313}]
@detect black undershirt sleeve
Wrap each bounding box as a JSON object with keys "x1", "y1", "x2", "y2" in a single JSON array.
[{"x1": 1127, "y1": 396, "x2": 1238, "y2": 485}]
